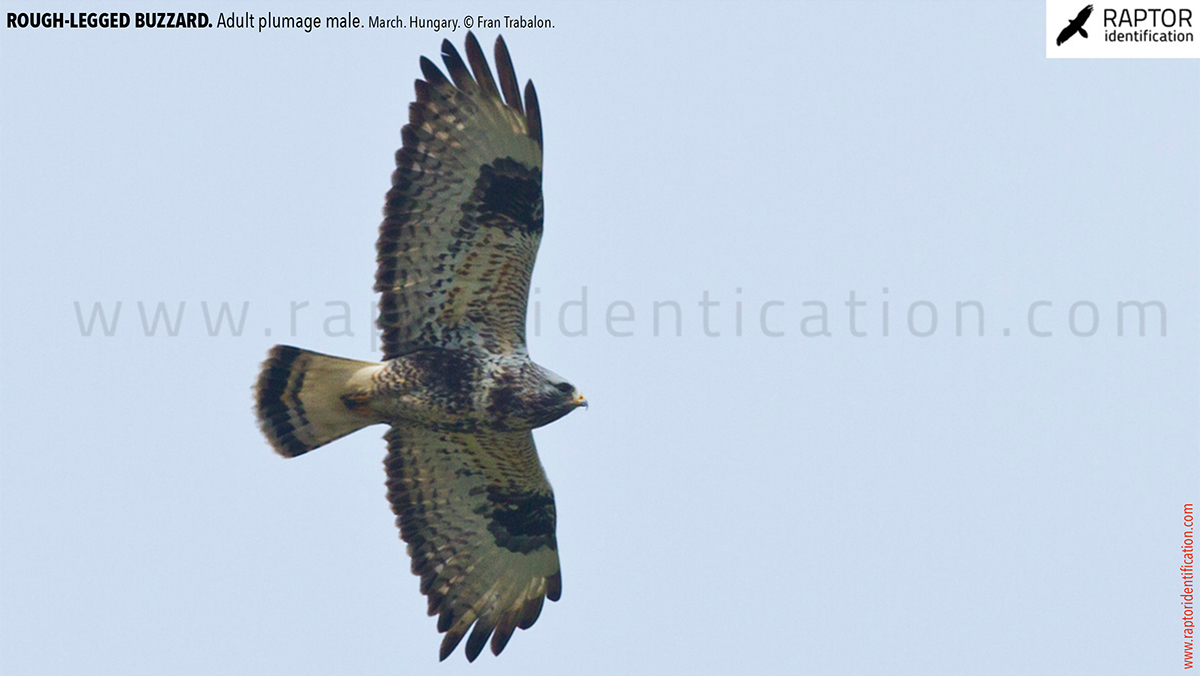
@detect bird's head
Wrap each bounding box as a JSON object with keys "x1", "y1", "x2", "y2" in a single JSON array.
[{"x1": 531, "y1": 366, "x2": 586, "y2": 426}]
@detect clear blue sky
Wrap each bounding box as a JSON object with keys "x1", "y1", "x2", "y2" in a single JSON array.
[{"x1": 2, "y1": 2, "x2": 1197, "y2": 674}]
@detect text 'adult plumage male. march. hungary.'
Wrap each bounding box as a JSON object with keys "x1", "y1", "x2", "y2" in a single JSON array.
[{"x1": 253, "y1": 33, "x2": 585, "y2": 662}]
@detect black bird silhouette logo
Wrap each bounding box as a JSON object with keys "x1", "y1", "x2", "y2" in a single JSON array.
[{"x1": 1057, "y1": 4, "x2": 1094, "y2": 46}]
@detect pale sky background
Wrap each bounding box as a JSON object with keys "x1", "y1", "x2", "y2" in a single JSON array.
[{"x1": 2, "y1": 2, "x2": 1197, "y2": 675}]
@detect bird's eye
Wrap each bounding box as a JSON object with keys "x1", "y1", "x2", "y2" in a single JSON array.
[{"x1": 555, "y1": 382, "x2": 574, "y2": 393}]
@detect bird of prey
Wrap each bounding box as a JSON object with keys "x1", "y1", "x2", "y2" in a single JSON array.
[
  {"x1": 1056, "y1": 4, "x2": 1094, "y2": 46},
  {"x1": 254, "y1": 33, "x2": 585, "y2": 662}
]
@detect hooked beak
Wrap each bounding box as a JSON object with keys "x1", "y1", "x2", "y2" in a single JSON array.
[{"x1": 574, "y1": 392, "x2": 588, "y2": 410}]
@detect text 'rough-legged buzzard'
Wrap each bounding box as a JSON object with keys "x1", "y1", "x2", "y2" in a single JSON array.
[{"x1": 253, "y1": 33, "x2": 585, "y2": 662}]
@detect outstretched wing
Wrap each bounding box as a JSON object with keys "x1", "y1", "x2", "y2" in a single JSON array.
[
  {"x1": 377, "y1": 33, "x2": 545, "y2": 360},
  {"x1": 384, "y1": 424, "x2": 561, "y2": 661},
  {"x1": 1075, "y1": 4, "x2": 1093, "y2": 24}
]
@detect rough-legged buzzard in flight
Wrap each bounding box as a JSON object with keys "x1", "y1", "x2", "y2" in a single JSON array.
[{"x1": 254, "y1": 33, "x2": 584, "y2": 662}]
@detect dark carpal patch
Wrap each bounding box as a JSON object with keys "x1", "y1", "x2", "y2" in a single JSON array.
[
  {"x1": 484, "y1": 485, "x2": 556, "y2": 554},
  {"x1": 466, "y1": 158, "x2": 543, "y2": 236}
]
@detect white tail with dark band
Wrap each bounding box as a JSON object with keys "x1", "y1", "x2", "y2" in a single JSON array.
[{"x1": 254, "y1": 345, "x2": 383, "y2": 457}]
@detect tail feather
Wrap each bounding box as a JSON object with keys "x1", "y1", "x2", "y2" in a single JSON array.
[{"x1": 254, "y1": 345, "x2": 384, "y2": 457}]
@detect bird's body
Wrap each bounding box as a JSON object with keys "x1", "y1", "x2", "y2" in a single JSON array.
[
  {"x1": 253, "y1": 33, "x2": 583, "y2": 662},
  {"x1": 359, "y1": 348, "x2": 581, "y2": 433}
]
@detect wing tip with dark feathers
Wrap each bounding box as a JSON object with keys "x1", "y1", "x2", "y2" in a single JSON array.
[
  {"x1": 440, "y1": 39, "x2": 475, "y2": 90},
  {"x1": 413, "y1": 33, "x2": 542, "y2": 149},
  {"x1": 490, "y1": 610, "x2": 520, "y2": 656},
  {"x1": 524, "y1": 80, "x2": 542, "y2": 148},
  {"x1": 517, "y1": 593, "x2": 545, "y2": 630},
  {"x1": 430, "y1": 580, "x2": 557, "y2": 661},
  {"x1": 418, "y1": 55, "x2": 449, "y2": 87},
  {"x1": 494, "y1": 35, "x2": 525, "y2": 115},
  {"x1": 439, "y1": 628, "x2": 467, "y2": 662},
  {"x1": 465, "y1": 616, "x2": 497, "y2": 662},
  {"x1": 465, "y1": 31, "x2": 501, "y2": 98}
]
